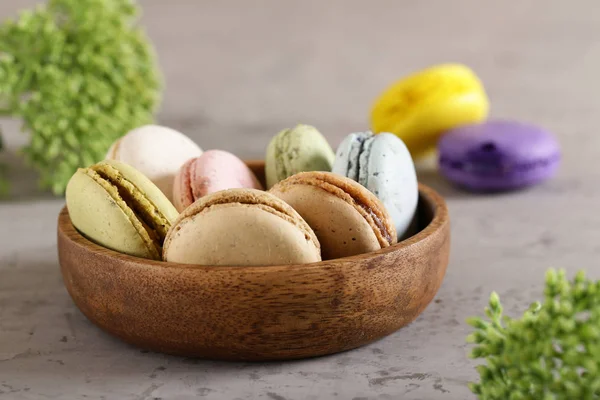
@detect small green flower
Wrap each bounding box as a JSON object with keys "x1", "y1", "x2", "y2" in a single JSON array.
[
  {"x1": 0, "y1": 0, "x2": 162, "y2": 195},
  {"x1": 467, "y1": 269, "x2": 600, "y2": 399}
]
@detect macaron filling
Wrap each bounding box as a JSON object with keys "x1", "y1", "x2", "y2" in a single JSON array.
[
  {"x1": 87, "y1": 164, "x2": 172, "y2": 258},
  {"x1": 357, "y1": 136, "x2": 375, "y2": 187},
  {"x1": 338, "y1": 131, "x2": 377, "y2": 188},
  {"x1": 345, "y1": 132, "x2": 371, "y2": 181},
  {"x1": 359, "y1": 204, "x2": 393, "y2": 246}
]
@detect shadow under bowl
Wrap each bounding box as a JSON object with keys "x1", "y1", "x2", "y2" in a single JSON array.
[{"x1": 57, "y1": 161, "x2": 451, "y2": 361}]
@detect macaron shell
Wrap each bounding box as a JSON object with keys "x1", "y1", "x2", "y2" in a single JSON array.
[
  {"x1": 163, "y1": 188, "x2": 321, "y2": 265},
  {"x1": 106, "y1": 125, "x2": 203, "y2": 201},
  {"x1": 173, "y1": 150, "x2": 263, "y2": 212},
  {"x1": 163, "y1": 203, "x2": 321, "y2": 266},
  {"x1": 360, "y1": 133, "x2": 419, "y2": 240},
  {"x1": 370, "y1": 63, "x2": 489, "y2": 158},
  {"x1": 269, "y1": 183, "x2": 381, "y2": 260},
  {"x1": 438, "y1": 120, "x2": 560, "y2": 159},
  {"x1": 387, "y1": 94, "x2": 488, "y2": 158},
  {"x1": 265, "y1": 124, "x2": 335, "y2": 188},
  {"x1": 65, "y1": 170, "x2": 157, "y2": 259}
]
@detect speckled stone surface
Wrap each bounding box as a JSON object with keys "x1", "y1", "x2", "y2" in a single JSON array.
[{"x1": 1, "y1": 0, "x2": 600, "y2": 399}]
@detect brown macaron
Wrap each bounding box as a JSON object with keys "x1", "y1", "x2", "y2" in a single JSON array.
[
  {"x1": 163, "y1": 188, "x2": 321, "y2": 266},
  {"x1": 269, "y1": 171, "x2": 398, "y2": 260}
]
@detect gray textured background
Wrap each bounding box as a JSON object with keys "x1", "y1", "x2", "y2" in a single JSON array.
[{"x1": 1, "y1": 1, "x2": 599, "y2": 399}]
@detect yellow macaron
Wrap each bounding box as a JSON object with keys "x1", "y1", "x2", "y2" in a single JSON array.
[{"x1": 370, "y1": 63, "x2": 489, "y2": 159}]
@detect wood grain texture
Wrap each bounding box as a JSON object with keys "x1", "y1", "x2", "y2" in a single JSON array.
[{"x1": 57, "y1": 161, "x2": 450, "y2": 361}]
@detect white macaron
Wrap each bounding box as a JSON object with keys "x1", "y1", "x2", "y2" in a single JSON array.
[{"x1": 106, "y1": 124, "x2": 203, "y2": 201}]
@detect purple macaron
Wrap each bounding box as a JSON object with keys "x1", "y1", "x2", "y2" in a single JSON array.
[{"x1": 437, "y1": 120, "x2": 560, "y2": 191}]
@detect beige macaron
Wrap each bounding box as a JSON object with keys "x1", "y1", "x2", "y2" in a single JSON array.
[
  {"x1": 163, "y1": 188, "x2": 321, "y2": 266},
  {"x1": 269, "y1": 171, "x2": 397, "y2": 260}
]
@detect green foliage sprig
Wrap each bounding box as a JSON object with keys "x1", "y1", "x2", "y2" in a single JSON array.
[
  {"x1": 0, "y1": 0, "x2": 161, "y2": 195},
  {"x1": 0, "y1": 131, "x2": 8, "y2": 195},
  {"x1": 467, "y1": 269, "x2": 600, "y2": 399}
]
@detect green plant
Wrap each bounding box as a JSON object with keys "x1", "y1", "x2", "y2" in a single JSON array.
[
  {"x1": 0, "y1": 131, "x2": 8, "y2": 195},
  {"x1": 0, "y1": 0, "x2": 161, "y2": 195},
  {"x1": 467, "y1": 269, "x2": 600, "y2": 399}
]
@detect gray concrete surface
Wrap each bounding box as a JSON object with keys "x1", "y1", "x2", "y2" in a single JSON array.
[{"x1": 1, "y1": 0, "x2": 599, "y2": 399}]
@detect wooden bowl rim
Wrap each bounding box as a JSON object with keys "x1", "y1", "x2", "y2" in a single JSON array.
[{"x1": 58, "y1": 182, "x2": 448, "y2": 273}]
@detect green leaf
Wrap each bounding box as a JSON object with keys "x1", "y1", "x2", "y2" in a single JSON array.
[
  {"x1": 489, "y1": 291, "x2": 502, "y2": 311},
  {"x1": 468, "y1": 382, "x2": 483, "y2": 395},
  {"x1": 466, "y1": 316, "x2": 489, "y2": 330}
]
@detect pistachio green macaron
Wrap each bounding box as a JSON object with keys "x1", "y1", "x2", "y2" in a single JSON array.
[
  {"x1": 265, "y1": 124, "x2": 335, "y2": 189},
  {"x1": 65, "y1": 159, "x2": 179, "y2": 260}
]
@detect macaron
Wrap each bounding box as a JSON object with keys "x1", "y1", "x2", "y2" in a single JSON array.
[
  {"x1": 269, "y1": 171, "x2": 397, "y2": 260},
  {"x1": 437, "y1": 120, "x2": 561, "y2": 192},
  {"x1": 65, "y1": 160, "x2": 179, "y2": 260},
  {"x1": 370, "y1": 63, "x2": 489, "y2": 159},
  {"x1": 172, "y1": 150, "x2": 263, "y2": 212},
  {"x1": 265, "y1": 124, "x2": 335, "y2": 189},
  {"x1": 105, "y1": 124, "x2": 203, "y2": 201},
  {"x1": 163, "y1": 188, "x2": 321, "y2": 266},
  {"x1": 332, "y1": 131, "x2": 418, "y2": 241}
]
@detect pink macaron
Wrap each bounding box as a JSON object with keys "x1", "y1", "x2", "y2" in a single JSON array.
[{"x1": 173, "y1": 150, "x2": 263, "y2": 212}]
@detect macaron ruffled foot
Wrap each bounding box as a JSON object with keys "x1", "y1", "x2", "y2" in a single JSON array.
[{"x1": 265, "y1": 124, "x2": 335, "y2": 189}]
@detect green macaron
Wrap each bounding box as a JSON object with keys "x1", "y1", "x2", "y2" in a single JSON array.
[
  {"x1": 265, "y1": 124, "x2": 335, "y2": 189},
  {"x1": 65, "y1": 159, "x2": 179, "y2": 260}
]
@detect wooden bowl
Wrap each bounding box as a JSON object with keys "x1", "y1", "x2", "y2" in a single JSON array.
[{"x1": 57, "y1": 161, "x2": 450, "y2": 361}]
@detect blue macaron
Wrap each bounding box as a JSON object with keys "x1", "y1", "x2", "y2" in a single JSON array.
[{"x1": 332, "y1": 131, "x2": 419, "y2": 240}]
